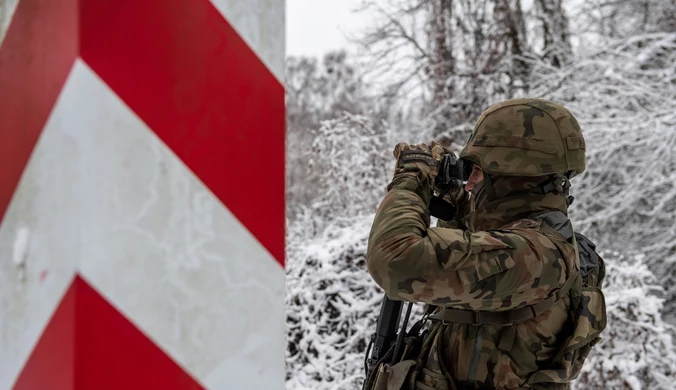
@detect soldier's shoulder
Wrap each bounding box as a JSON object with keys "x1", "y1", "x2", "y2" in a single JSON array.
[
  {"x1": 500, "y1": 218, "x2": 541, "y2": 231},
  {"x1": 482, "y1": 218, "x2": 543, "y2": 246},
  {"x1": 496, "y1": 218, "x2": 551, "y2": 243},
  {"x1": 490, "y1": 218, "x2": 560, "y2": 255}
]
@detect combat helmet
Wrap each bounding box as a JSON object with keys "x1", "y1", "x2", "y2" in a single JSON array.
[{"x1": 459, "y1": 98, "x2": 586, "y2": 179}]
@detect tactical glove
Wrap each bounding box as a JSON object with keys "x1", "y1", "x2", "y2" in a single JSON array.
[{"x1": 388, "y1": 142, "x2": 445, "y2": 205}]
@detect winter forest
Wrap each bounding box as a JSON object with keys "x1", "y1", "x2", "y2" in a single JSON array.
[{"x1": 285, "y1": 0, "x2": 676, "y2": 389}]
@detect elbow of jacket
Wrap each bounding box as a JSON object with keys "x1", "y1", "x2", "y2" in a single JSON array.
[
  {"x1": 365, "y1": 250, "x2": 381, "y2": 282},
  {"x1": 366, "y1": 251, "x2": 388, "y2": 287},
  {"x1": 366, "y1": 250, "x2": 406, "y2": 300}
]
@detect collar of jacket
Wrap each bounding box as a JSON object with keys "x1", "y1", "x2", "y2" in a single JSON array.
[{"x1": 462, "y1": 191, "x2": 569, "y2": 232}]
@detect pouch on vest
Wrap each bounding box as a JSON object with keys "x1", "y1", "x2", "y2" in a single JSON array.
[
  {"x1": 371, "y1": 360, "x2": 418, "y2": 390},
  {"x1": 413, "y1": 321, "x2": 457, "y2": 390},
  {"x1": 364, "y1": 319, "x2": 431, "y2": 390}
]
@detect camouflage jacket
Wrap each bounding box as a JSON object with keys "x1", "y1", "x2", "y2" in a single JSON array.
[{"x1": 366, "y1": 176, "x2": 578, "y2": 389}]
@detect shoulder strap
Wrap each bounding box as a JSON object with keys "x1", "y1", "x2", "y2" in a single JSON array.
[
  {"x1": 429, "y1": 211, "x2": 578, "y2": 326},
  {"x1": 538, "y1": 211, "x2": 573, "y2": 242}
]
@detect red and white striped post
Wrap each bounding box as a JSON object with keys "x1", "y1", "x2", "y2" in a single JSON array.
[{"x1": 0, "y1": 0, "x2": 285, "y2": 388}]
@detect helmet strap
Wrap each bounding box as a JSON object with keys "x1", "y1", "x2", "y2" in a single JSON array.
[
  {"x1": 564, "y1": 171, "x2": 576, "y2": 206},
  {"x1": 483, "y1": 171, "x2": 498, "y2": 201},
  {"x1": 539, "y1": 175, "x2": 575, "y2": 205},
  {"x1": 482, "y1": 172, "x2": 575, "y2": 206},
  {"x1": 540, "y1": 177, "x2": 561, "y2": 195}
]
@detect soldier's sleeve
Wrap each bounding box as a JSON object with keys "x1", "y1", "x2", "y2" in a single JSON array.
[
  {"x1": 366, "y1": 183, "x2": 564, "y2": 311},
  {"x1": 435, "y1": 215, "x2": 466, "y2": 230}
]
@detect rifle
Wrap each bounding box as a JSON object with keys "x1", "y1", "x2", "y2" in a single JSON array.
[
  {"x1": 362, "y1": 153, "x2": 468, "y2": 388},
  {"x1": 362, "y1": 297, "x2": 413, "y2": 389}
]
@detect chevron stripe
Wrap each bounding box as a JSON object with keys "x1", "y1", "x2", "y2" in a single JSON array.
[
  {"x1": 0, "y1": 0, "x2": 77, "y2": 226},
  {"x1": 80, "y1": 0, "x2": 285, "y2": 266},
  {"x1": 12, "y1": 276, "x2": 206, "y2": 390},
  {"x1": 0, "y1": 0, "x2": 285, "y2": 388},
  {"x1": 208, "y1": 0, "x2": 285, "y2": 83}
]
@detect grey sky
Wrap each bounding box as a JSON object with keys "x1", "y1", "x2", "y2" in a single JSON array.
[{"x1": 286, "y1": 0, "x2": 369, "y2": 57}]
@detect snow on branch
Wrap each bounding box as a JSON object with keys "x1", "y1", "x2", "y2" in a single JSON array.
[
  {"x1": 286, "y1": 215, "x2": 384, "y2": 390},
  {"x1": 304, "y1": 113, "x2": 392, "y2": 224},
  {"x1": 528, "y1": 32, "x2": 676, "y2": 318},
  {"x1": 574, "y1": 252, "x2": 676, "y2": 389}
]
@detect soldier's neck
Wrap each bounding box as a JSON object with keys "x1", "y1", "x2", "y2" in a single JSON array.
[{"x1": 463, "y1": 191, "x2": 568, "y2": 231}]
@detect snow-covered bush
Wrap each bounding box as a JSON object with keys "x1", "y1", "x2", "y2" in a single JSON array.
[
  {"x1": 286, "y1": 215, "x2": 381, "y2": 390},
  {"x1": 574, "y1": 252, "x2": 676, "y2": 389},
  {"x1": 286, "y1": 51, "x2": 388, "y2": 223},
  {"x1": 285, "y1": 112, "x2": 394, "y2": 389},
  {"x1": 304, "y1": 113, "x2": 391, "y2": 224}
]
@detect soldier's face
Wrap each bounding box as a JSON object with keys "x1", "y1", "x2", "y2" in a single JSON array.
[{"x1": 465, "y1": 165, "x2": 484, "y2": 192}]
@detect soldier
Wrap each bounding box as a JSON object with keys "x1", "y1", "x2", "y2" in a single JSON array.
[{"x1": 365, "y1": 98, "x2": 606, "y2": 389}]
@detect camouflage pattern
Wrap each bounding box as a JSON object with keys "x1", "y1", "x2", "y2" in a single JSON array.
[
  {"x1": 366, "y1": 169, "x2": 588, "y2": 388},
  {"x1": 459, "y1": 98, "x2": 586, "y2": 178},
  {"x1": 389, "y1": 142, "x2": 447, "y2": 207},
  {"x1": 365, "y1": 98, "x2": 603, "y2": 389}
]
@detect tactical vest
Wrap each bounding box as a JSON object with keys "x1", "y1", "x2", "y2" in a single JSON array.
[{"x1": 427, "y1": 211, "x2": 607, "y2": 387}]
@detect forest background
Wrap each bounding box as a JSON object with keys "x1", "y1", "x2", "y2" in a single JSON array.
[{"x1": 285, "y1": 1, "x2": 676, "y2": 389}]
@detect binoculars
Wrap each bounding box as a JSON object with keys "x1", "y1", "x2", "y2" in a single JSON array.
[
  {"x1": 435, "y1": 154, "x2": 472, "y2": 190},
  {"x1": 429, "y1": 154, "x2": 472, "y2": 221}
]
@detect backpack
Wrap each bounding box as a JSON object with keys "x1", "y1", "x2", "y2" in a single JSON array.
[{"x1": 526, "y1": 211, "x2": 607, "y2": 385}]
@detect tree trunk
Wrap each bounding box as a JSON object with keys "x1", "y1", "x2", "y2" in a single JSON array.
[{"x1": 534, "y1": 0, "x2": 573, "y2": 67}]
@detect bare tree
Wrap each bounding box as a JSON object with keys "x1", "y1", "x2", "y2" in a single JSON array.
[
  {"x1": 532, "y1": 0, "x2": 573, "y2": 67},
  {"x1": 574, "y1": 0, "x2": 676, "y2": 41},
  {"x1": 354, "y1": 0, "x2": 532, "y2": 141},
  {"x1": 426, "y1": 0, "x2": 455, "y2": 109},
  {"x1": 286, "y1": 51, "x2": 381, "y2": 221},
  {"x1": 452, "y1": 0, "x2": 531, "y2": 110},
  {"x1": 353, "y1": 0, "x2": 432, "y2": 101}
]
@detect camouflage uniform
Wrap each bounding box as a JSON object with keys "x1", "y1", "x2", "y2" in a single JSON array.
[{"x1": 366, "y1": 99, "x2": 604, "y2": 389}]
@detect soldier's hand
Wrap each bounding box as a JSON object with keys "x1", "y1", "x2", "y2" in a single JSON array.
[
  {"x1": 387, "y1": 142, "x2": 445, "y2": 206},
  {"x1": 392, "y1": 142, "x2": 445, "y2": 182}
]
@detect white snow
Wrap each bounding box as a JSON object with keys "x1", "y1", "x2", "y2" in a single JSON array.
[{"x1": 625, "y1": 375, "x2": 642, "y2": 390}]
